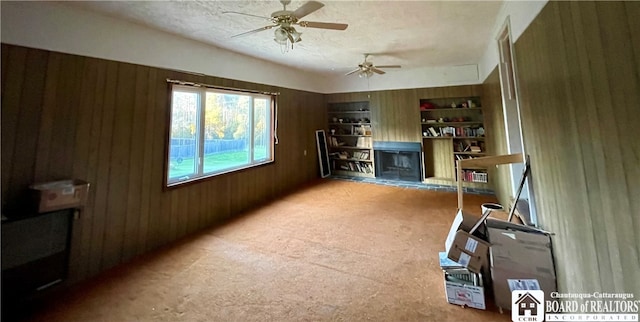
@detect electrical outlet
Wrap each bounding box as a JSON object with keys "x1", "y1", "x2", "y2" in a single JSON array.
[{"x1": 303, "y1": 149, "x2": 307, "y2": 156}]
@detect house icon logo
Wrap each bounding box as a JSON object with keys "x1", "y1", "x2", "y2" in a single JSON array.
[{"x1": 512, "y1": 290, "x2": 544, "y2": 321}]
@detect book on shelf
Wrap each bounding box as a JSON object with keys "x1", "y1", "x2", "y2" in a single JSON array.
[
  {"x1": 336, "y1": 160, "x2": 373, "y2": 174},
  {"x1": 356, "y1": 136, "x2": 372, "y2": 148},
  {"x1": 455, "y1": 154, "x2": 484, "y2": 160},
  {"x1": 337, "y1": 151, "x2": 349, "y2": 159},
  {"x1": 329, "y1": 136, "x2": 340, "y2": 147},
  {"x1": 453, "y1": 139, "x2": 485, "y2": 153},
  {"x1": 352, "y1": 151, "x2": 370, "y2": 160},
  {"x1": 473, "y1": 172, "x2": 488, "y2": 183},
  {"x1": 361, "y1": 125, "x2": 372, "y2": 136},
  {"x1": 426, "y1": 126, "x2": 486, "y2": 138},
  {"x1": 442, "y1": 126, "x2": 456, "y2": 137},
  {"x1": 457, "y1": 169, "x2": 488, "y2": 183}
]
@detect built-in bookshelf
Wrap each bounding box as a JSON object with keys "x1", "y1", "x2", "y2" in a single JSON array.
[
  {"x1": 419, "y1": 97, "x2": 489, "y2": 185},
  {"x1": 328, "y1": 101, "x2": 374, "y2": 178}
]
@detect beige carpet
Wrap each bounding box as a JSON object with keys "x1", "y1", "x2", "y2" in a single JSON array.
[{"x1": 18, "y1": 179, "x2": 510, "y2": 321}]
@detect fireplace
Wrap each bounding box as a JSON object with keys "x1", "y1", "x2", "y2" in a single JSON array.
[{"x1": 373, "y1": 141, "x2": 422, "y2": 182}]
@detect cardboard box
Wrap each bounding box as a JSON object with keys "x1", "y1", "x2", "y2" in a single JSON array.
[
  {"x1": 487, "y1": 227, "x2": 556, "y2": 310},
  {"x1": 444, "y1": 209, "x2": 482, "y2": 252},
  {"x1": 440, "y1": 252, "x2": 487, "y2": 310},
  {"x1": 30, "y1": 179, "x2": 90, "y2": 213},
  {"x1": 485, "y1": 218, "x2": 551, "y2": 235},
  {"x1": 443, "y1": 269, "x2": 486, "y2": 310},
  {"x1": 444, "y1": 209, "x2": 493, "y2": 273},
  {"x1": 447, "y1": 230, "x2": 490, "y2": 273}
]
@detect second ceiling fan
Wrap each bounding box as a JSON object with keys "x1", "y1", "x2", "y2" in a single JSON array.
[
  {"x1": 224, "y1": 0, "x2": 348, "y2": 49},
  {"x1": 346, "y1": 54, "x2": 402, "y2": 78}
]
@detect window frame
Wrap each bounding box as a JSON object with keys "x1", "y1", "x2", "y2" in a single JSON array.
[{"x1": 165, "y1": 83, "x2": 276, "y2": 188}]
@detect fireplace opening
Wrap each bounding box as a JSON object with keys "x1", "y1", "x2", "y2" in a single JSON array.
[{"x1": 373, "y1": 142, "x2": 422, "y2": 182}]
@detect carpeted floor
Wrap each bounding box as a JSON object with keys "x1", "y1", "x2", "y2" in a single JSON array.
[{"x1": 16, "y1": 179, "x2": 510, "y2": 321}]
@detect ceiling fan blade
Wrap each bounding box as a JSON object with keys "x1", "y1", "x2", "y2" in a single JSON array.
[
  {"x1": 345, "y1": 68, "x2": 361, "y2": 76},
  {"x1": 298, "y1": 21, "x2": 348, "y2": 30},
  {"x1": 293, "y1": 1, "x2": 324, "y2": 19},
  {"x1": 222, "y1": 11, "x2": 272, "y2": 21},
  {"x1": 375, "y1": 65, "x2": 402, "y2": 69},
  {"x1": 371, "y1": 67, "x2": 386, "y2": 75},
  {"x1": 230, "y1": 25, "x2": 275, "y2": 38}
]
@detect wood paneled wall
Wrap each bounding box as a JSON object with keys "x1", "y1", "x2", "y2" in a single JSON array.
[
  {"x1": 481, "y1": 68, "x2": 512, "y2": 207},
  {"x1": 513, "y1": 1, "x2": 640, "y2": 293},
  {"x1": 1, "y1": 44, "x2": 327, "y2": 283},
  {"x1": 326, "y1": 85, "x2": 483, "y2": 143}
]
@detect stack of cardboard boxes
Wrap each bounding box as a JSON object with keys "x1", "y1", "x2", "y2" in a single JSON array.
[{"x1": 440, "y1": 209, "x2": 557, "y2": 312}]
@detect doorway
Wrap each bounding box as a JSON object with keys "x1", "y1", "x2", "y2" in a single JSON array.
[{"x1": 497, "y1": 18, "x2": 538, "y2": 226}]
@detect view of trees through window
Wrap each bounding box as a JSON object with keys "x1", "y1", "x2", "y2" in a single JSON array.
[{"x1": 167, "y1": 85, "x2": 273, "y2": 185}]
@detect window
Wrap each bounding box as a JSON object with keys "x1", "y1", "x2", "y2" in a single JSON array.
[{"x1": 167, "y1": 84, "x2": 275, "y2": 186}]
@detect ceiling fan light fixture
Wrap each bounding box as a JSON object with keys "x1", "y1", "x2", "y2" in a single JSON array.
[
  {"x1": 227, "y1": 1, "x2": 348, "y2": 53},
  {"x1": 274, "y1": 27, "x2": 289, "y2": 41},
  {"x1": 274, "y1": 26, "x2": 301, "y2": 51},
  {"x1": 348, "y1": 54, "x2": 402, "y2": 78},
  {"x1": 358, "y1": 70, "x2": 373, "y2": 78},
  {"x1": 289, "y1": 28, "x2": 302, "y2": 43}
]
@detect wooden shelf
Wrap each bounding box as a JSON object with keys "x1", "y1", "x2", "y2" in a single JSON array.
[
  {"x1": 329, "y1": 146, "x2": 371, "y2": 150},
  {"x1": 329, "y1": 122, "x2": 371, "y2": 125},
  {"x1": 420, "y1": 96, "x2": 488, "y2": 186},
  {"x1": 457, "y1": 166, "x2": 488, "y2": 170},
  {"x1": 457, "y1": 154, "x2": 525, "y2": 209},
  {"x1": 422, "y1": 136, "x2": 485, "y2": 140},
  {"x1": 327, "y1": 101, "x2": 373, "y2": 179},
  {"x1": 421, "y1": 122, "x2": 483, "y2": 125},
  {"x1": 331, "y1": 157, "x2": 373, "y2": 163},
  {"x1": 421, "y1": 108, "x2": 483, "y2": 111}
]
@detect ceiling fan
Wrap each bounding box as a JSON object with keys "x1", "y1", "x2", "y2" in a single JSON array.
[
  {"x1": 346, "y1": 54, "x2": 402, "y2": 78},
  {"x1": 223, "y1": 0, "x2": 348, "y2": 50}
]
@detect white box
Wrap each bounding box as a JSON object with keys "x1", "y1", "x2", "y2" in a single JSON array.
[{"x1": 443, "y1": 271, "x2": 486, "y2": 310}]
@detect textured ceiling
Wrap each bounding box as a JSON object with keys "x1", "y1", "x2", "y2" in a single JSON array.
[{"x1": 67, "y1": 1, "x2": 503, "y2": 77}]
